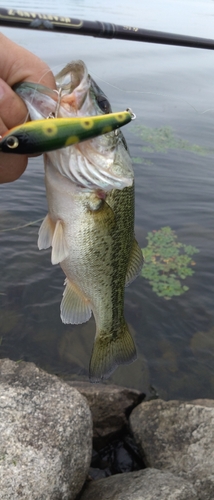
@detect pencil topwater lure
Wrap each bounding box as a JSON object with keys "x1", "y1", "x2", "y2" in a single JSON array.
[{"x1": 0, "y1": 110, "x2": 134, "y2": 155}]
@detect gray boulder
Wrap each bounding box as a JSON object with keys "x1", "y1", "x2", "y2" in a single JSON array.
[
  {"x1": 130, "y1": 399, "x2": 214, "y2": 500},
  {"x1": 80, "y1": 469, "x2": 198, "y2": 500},
  {"x1": 0, "y1": 358, "x2": 92, "y2": 500},
  {"x1": 67, "y1": 381, "x2": 143, "y2": 440}
]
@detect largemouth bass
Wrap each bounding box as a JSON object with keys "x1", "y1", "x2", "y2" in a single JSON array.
[{"x1": 15, "y1": 60, "x2": 143, "y2": 381}]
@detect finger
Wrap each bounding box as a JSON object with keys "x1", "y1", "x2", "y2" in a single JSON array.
[
  {"x1": 0, "y1": 153, "x2": 27, "y2": 183},
  {"x1": 0, "y1": 78, "x2": 29, "y2": 130},
  {"x1": 0, "y1": 115, "x2": 28, "y2": 183},
  {"x1": 0, "y1": 34, "x2": 56, "y2": 183},
  {"x1": 0, "y1": 33, "x2": 56, "y2": 89}
]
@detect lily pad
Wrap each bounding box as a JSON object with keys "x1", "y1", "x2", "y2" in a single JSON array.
[{"x1": 141, "y1": 226, "x2": 199, "y2": 299}]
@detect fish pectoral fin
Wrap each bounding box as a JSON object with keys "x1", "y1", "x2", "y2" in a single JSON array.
[
  {"x1": 51, "y1": 220, "x2": 69, "y2": 265},
  {"x1": 89, "y1": 320, "x2": 137, "y2": 383},
  {"x1": 60, "y1": 278, "x2": 92, "y2": 324},
  {"x1": 125, "y1": 238, "x2": 144, "y2": 287},
  {"x1": 38, "y1": 214, "x2": 55, "y2": 250}
]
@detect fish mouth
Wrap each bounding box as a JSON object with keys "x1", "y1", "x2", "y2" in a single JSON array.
[
  {"x1": 55, "y1": 60, "x2": 91, "y2": 113},
  {"x1": 55, "y1": 60, "x2": 88, "y2": 94},
  {"x1": 14, "y1": 61, "x2": 90, "y2": 118}
]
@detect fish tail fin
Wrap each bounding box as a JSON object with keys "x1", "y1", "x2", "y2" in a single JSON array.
[{"x1": 89, "y1": 320, "x2": 137, "y2": 383}]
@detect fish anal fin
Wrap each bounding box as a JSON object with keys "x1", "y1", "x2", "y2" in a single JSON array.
[
  {"x1": 89, "y1": 320, "x2": 137, "y2": 383},
  {"x1": 51, "y1": 220, "x2": 69, "y2": 265},
  {"x1": 125, "y1": 238, "x2": 144, "y2": 287},
  {"x1": 60, "y1": 278, "x2": 92, "y2": 324},
  {"x1": 38, "y1": 214, "x2": 55, "y2": 250}
]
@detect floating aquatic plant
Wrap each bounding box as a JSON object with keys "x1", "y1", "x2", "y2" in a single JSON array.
[
  {"x1": 141, "y1": 226, "x2": 199, "y2": 299},
  {"x1": 133, "y1": 125, "x2": 208, "y2": 155},
  {"x1": 132, "y1": 157, "x2": 153, "y2": 165}
]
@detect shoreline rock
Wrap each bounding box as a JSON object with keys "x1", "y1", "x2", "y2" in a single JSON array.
[
  {"x1": 1, "y1": 358, "x2": 214, "y2": 500},
  {"x1": 0, "y1": 359, "x2": 92, "y2": 500},
  {"x1": 80, "y1": 469, "x2": 198, "y2": 500},
  {"x1": 130, "y1": 398, "x2": 214, "y2": 500}
]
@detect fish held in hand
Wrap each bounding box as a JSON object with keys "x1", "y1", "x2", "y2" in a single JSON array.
[
  {"x1": 0, "y1": 111, "x2": 134, "y2": 155},
  {"x1": 15, "y1": 60, "x2": 143, "y2": 382}
]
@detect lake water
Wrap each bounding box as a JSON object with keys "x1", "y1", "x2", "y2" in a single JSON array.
[{"x1": 1, "y1": 0, "x2": 214, "y2": 399}]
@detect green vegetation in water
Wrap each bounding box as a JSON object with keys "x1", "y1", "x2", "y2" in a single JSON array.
[
  {"x1": 141, "y1": 226, "x2": 199, "y2": 299},
  {"x1": 133, "y1": 125, "x2": 208, "y2": 155},
  {"x1": 132, "y1": 157, "x2": 153, "y2": 165}
]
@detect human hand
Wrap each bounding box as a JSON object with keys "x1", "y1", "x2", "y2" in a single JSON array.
[{"x1": 0, "y1": 33, "x2": 56, "y2": 183}]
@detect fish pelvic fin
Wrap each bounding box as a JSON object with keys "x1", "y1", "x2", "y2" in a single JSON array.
[
  {"x1": 125, "y1": 238, "x2": 144, "y2": 287},
  {"x1": 38, "y1": 214, "x2": 55, "y2": 250},
  {"x1": 60, "y1": 278, "x2": 92, "y2": 324},
  {"x1": 51, "y1": 220, "x2": 69, "y2": 265},
  {"x1": 89, "y1": 320, "x2": 137, "y2": 383},
  {"x1": 38, "y1": 215, "x2": 69, "y2": 265}
]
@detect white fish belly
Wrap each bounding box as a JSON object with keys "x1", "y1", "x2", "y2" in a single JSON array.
[{"x1": 45, "y1": 158, "x2": 117, "y2": 326}]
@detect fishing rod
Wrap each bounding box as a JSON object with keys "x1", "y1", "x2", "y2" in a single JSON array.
[{"x1": 1, "y1": 7, "x2": 214, "y2": 51}]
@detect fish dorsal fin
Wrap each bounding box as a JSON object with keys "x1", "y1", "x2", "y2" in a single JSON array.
[
  {"x1": 60, "y1": 279, "x2": 92, "y2": 324},
  {"x1": 51, "y1": 220, "x2": 69, "y2": 265},
  {"x1": 38, "y1": 214, "x2": 55, "y2": 250},
  {"x1": 125, "y1": 238, "x2": 144, "y2": 287}
]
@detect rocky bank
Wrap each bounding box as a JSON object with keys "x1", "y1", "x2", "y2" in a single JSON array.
[{"x1": 0, "y1": 358, "x2": 214, "y2": 499}]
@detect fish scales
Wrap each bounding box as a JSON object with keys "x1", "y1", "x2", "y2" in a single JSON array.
[
  {"x1": 88, "y1": 186, "x2": 135, "y2": 381},
  {"x1": 15, "y1": 60, "x2": 143, "y2": 381}
]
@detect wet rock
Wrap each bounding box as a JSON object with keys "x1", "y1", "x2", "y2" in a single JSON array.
[
  {"x1": 80, "y1": 469, "x2": 198, "y2": 500},
  {"x1": 0, "y1": 358, "x2": 92, "y2": 500},
  {"x1": 67, "y1": 381, "x2": 144, "y2": 441},
  {"x1": 130, "y1": 398, "x2": 214, "y2": 500}
]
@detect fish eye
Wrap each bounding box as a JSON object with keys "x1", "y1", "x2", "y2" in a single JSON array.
[
  {"x1": 6, "y1": 136, "x2": 19, "y2": 149},
  {"x1": 96, "y1": 95, "x2": 111, "y2": 114}
]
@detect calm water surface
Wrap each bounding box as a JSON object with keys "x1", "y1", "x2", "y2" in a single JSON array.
[{"x1": 1, "y1": 0, "x2": 214, "y2": 399}]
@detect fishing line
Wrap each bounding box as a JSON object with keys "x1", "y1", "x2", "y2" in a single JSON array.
[
  {"x1": 42, "y1": 62, "x2": 214, "y2": 117},
  {"x1": 200, "y1": 108, "x2": 214, "y2": 115},
  {"x1": 91, "y1": 72, "x2": 214, "y2": 116},
  {"x1": 39, "y1": 63, "x2": 199, "y2": 114},
  {"x1": 0, "y1": 218, "x2": 43, "y2": 233},
  {"x1": 18, "y1": 63, "x2": 209, "y2": 121}
]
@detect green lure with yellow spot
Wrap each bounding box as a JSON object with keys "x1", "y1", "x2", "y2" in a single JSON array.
[{"x1": 0, "y1": 111, "x2": 133, "y2": 155}]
